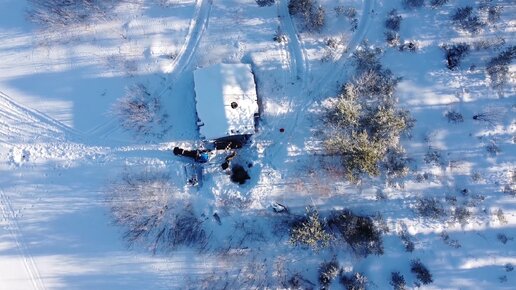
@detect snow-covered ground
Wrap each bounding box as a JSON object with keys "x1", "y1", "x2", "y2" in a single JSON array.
[{"x1": 0, "y1": 0, "x2": 514, "y2": 289}]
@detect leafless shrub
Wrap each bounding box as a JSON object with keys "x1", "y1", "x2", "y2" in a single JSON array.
[
  {"x1": 352, "y1": 44, "x2": 383, "y2": 73},
  {"x1": 288, "y1": 0, "x2": 326, "y2": 32},
  {"x1": 273, "y1": 26, "x2": 287, "y2": 43},
  {"x1": 415, "y1": 197, "x2": 446, "y2": 220},
  {"x1": 319, "y1": 259, "x2": 340, "y2": 289},
  {"x1": 335, "y1": 6, "x2": 358, "y2": 31},
  {"x1": 486, "y1": 45, "x2": 516, "y2": 90},
  {"x1": 440, "y1": 231, "x2": 461, "y2": 248},
  {"x1": 289, "y1": 273, "x2": 316, "y2": 289},
  {"x1": 473, "y1": 37, "x2": 506, "y2": 51},
  {"x1": 486, "y1": 142, "x2": 501, "y2": 155},
  {"x1": 398, "y1": 223, "x2": 415, "y2": 252},
  {"x1": 451, "y1": 6, "x2": 485, "y2": 34},
  {"x1": 340, "y1": 272, "x2": 368, "y2": 290},
  {"x1": 113, "y1": 84, "x2": 168, "y2": 137},
  {"x1": 505, "y1": 263, "x2": 514, "y2": 272},
  {"x1": 424, "y1": 147, "x2": 443, "y2": 166},
  {"x1": 430, "y1": 0, "x2": 449, "y2": 7},
  {"x1": 256, "y1": 0, "x2": 275, "y2": 7},
  {"x1": 402, "y1": 0, "x2": 424, "y2": 10},
  {"x1": 383, "y1": 148, "x2": 411, "y2": 179},
  {"x1": 107, "y1": 169, "x2": 207, "y2": 253},
  {"x1": 497, "y1": 233, "x2": 513, "y2": 244},
  {"x1": 410, "y1": 259, "x2": 433, "y2": 285},
  {"x1": 445, "y1": 110, "x2": 464, "y2": 123},
  {"x1": 442, "y1": 43, "x2": 470, "y2": 69},
  {"x1": 479, "y1": 2, "x2": 503, "y2": 24},
  {"x1": 390, "y1": 272, "x2": 407, "y2": 290},
  {"x1": 328, "y1": 210, "x2": 384, "y2": 257},
  {"x1": 451, "y1": 206, "x2": 473, "y2": 226},
  {"x1": 471, "y1": 171, "x2": 483, "y2": 183},
  {"x1": 495, "y1": 209, "x2": 508, "y2": 225},
  {"x1": 27, "y1": 0, "x2": 126, "y2": 28},
  {"x1": 385, "y1": 9, "x2": 402, "y2": 32}
]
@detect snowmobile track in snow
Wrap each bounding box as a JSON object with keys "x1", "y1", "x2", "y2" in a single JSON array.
[
  {"x1": 91, "y1": 0, "x2": 212, "y2": 141},
  {"x1": 0, "y1": 91, "x2": 79, "y2": 144},
  {"x1": 0, "y1": 189, "x2": 46, "y2": 290}
]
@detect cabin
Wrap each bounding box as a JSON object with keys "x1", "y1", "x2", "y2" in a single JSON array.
[{"x1": 193, "y1": 63, "x2": 259, "y2": 149}]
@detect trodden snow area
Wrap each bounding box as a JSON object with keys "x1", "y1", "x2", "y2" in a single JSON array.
[{"x1": 0, "y1": 0, "x2": 514, "y2": 289}]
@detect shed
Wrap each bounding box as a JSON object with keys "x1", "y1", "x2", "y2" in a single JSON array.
[{"x1": 193, "y1": 63, "x2": 259, "y2": 144}]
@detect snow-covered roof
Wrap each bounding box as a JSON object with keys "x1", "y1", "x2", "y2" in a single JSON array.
[{"x1": 193, "y1": 63, "x2": 259, "y2": 140}]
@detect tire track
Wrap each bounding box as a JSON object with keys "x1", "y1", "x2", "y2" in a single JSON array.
[
  {"x1": 91, "y1": 0, "x2": 212, "y2": 141},
  {"x1": 0, "y1": 189, "x2": 46, "y2": 290},
  {"x1": 312, "y1": 0, "x2": 376, "y2": 98},
  {"x1": 257, "y1": 0, "x2": 376, "y2": 164},
  {"x1": 0, "y1": 91, "x2": 80, "y2": 143}
]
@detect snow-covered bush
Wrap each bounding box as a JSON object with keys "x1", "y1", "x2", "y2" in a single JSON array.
[
  {"x1": 340, "y1": 272, "x2": 368, "y2": 290},
  {"x1": 113, "y1": 84, "x2": 167, "y2": 137},
  {"x1": 325, "y1": 131, "x2": 386, "y2": 179},
  {"x1": 390, "y1": 272, "x2": 407, "y2": 290},
  {"x1": 289, "y1": 207, "x2": 331, "y2": 250},
  {"x1": 385, "y1": 9, "x2": 402, "y2": 32},
  {"x1": 328, "y1": 210, "x2": 384, "y2": 257},
  {"x1": 107, "y1": 169, "x2": 206, "y2": 253},
  {"x1": 385, "y1": 31, "x2": 400, "y2": 47},
  {"x1": 410, "y1": 259, "x2": 433, "y2": 285},
  {"x1": 486, "y1": 45, "x2": 516, "y2": 90},
  {"x1": 324, "y1": 44, "x2": 412, "y2": 181},
  {"x1": 318, "y1": 259, "x2": 340, "y2": 289},
  {"x1": 442, "y1": 43, "x2": 470, "y2": 70}
]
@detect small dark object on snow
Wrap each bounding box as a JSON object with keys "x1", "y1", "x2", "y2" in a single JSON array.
[
  {"x1": 271, "y1": 201, "x2": 289, "y2": 213},
  {"x1": 279, "y1": 128, "x2": 285, "y2": 132},
  {"x1": 173, "y1": 147, "x2": 209, "y2": 163},
  {"x1": 213, "y1": 212, "x2": 222, "y2": 225},
  {"x1": 221, "y1": 150, "x2": 237, "y2": 170},
  {"x1": 231, "y1": 164, "x2": 250, "y2": 184}
]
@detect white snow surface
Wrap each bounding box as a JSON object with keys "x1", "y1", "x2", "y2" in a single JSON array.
[
  {"x1": 193, "y1": 63, "x2": 258, "y2": 140},
  {"x1": 0, "y1": 0, "x2": 515, "y2": 289}
]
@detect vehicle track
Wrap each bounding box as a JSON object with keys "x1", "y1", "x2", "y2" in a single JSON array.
[
  {"x1": 260, "y1": 0, "x2": 375, "y2": 161},
  {"x1": 0, "y1": 91, "x2": 79, "y2": 143},
  {"x1": 91, "y1": 0, "x2": 212, "y2": 141},
  {"x1": 0, "y1": 189, "x2": 46, "y2": 290}
]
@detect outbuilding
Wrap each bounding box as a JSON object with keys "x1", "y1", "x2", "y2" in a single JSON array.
[{"x1": 193, "y1": 63, "x2": 259, "y2": 149}]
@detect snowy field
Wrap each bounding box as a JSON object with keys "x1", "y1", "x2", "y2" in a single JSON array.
[{"x1": 0, "y1": 0, "x2": 514, "y2": 289}]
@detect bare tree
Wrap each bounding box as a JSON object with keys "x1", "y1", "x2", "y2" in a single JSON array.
[{"x1": 107, "y1": 168, "x2": 207, "y2": 253}]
